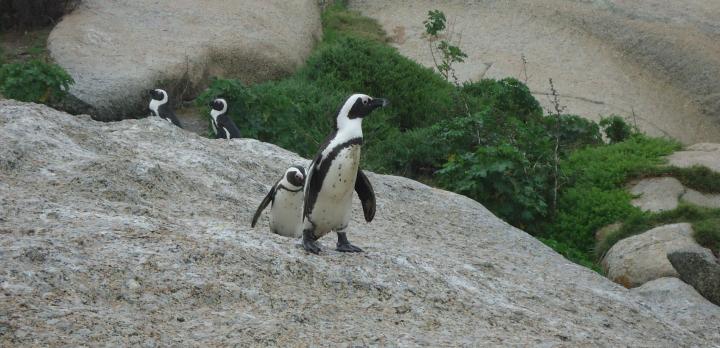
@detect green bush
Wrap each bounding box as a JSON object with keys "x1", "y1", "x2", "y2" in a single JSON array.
[
  {"x1": 542, "y1": 136, "x2": 680, "y2": 261},
  {"x1": 0, "y1": 59, "x2": 74, "y2": 104},
  {"x1": 599, "y1": 115, "x2": 633, "y2": 144},
  {"x1": 303, "y1": 36, "x2": 456, "y2": 130},
  {"x1": 437, "y1": 143, "x2": 551, "y2": 226}
]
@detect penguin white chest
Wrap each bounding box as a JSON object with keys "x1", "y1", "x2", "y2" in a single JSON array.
[
  {"x1": 324, "y1": 145, "x2": 361, "y2": 199},
  {"x1": 310, "y1": 144, "x2": 361, "y2": 233},
  {"x1": 270, "y1": 189, "x2": 304, "y2": 238}
]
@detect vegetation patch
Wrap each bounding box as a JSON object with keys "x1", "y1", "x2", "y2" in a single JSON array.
[
  {"x1": 322, "y1": 3, "x2": 388, "y2": 43},
  {"x1": 637, "y1": 165, "x2": 720, "y2": 194},
  {"x1": 0, "y1": 60, "x2": 74, "y2": 103},
  {"x1": 597, "y1": 205, "x2": 720, "y2": 259},
  {"x1": 0, "y1": 20, "x2": 74, "y2": 106}
]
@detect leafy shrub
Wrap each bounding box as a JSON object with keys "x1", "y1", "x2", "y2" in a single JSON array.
[
  {"x1": 0, "y1": 60, "x2": 74, "y2": 103},
  {"x1": 303, "y1": 36, "x2": 456, "y2": 130},
  {"x1": 437, "y1": 143, "x2": 551, "y2": 226},
  {"x1": 599, "y1": 115, "x2": 633, "y2": 144},
  {"x1": 461, "y1": 78, "x2": 542, "y2": 122},
  {"x1": 543, "y1": 136, "x2": 679, "y2": 260},
  {"x1": 423, "y1": 10, "x2": 467, "y2": 83},
  {"x1": 547, "y1": 114, "x2": 603, "y2": 152}
]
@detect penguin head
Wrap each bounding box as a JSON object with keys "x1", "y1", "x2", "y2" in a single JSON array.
[
  {"x1": 209, "y1": 98, "x2": 227, "y2": 121},
  {"x1": 336, "y1": 94, "x2": 389, "y2": 129},
  {"x1": 148, "y1": 89, "x2": 168, "y2": 103},
  {"x1": 284, "y1": 165, "x2": 306, "y2": 188}
]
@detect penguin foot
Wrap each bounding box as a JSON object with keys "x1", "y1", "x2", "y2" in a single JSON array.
[
  {"x1": 336, "y1": 232, "x2": 363, "y2": 252},
  {"x1": 303, "y1": 229, "x2": 321, "y2": 255},
  {"x1": 336, "y1": 243, "x2": 364, "y2": 253}
]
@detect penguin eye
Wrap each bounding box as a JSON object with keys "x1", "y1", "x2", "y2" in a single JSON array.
[{"x1": 362, "y1": 99, "x2": 368, "y2": 105}]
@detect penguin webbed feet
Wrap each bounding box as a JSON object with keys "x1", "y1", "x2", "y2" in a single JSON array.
[
  {"x1": 336, "y1": 232, "x2": 364, "y2": 253},
  {"x1": 302, "y1": 229, "x2": 322, "y2": 255}
]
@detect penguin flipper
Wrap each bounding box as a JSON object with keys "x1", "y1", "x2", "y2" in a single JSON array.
[
  {"x1": 169, "y1": 111, "x2": 183, "y2": 129},
  {"x1": 251, "y1": 182, "x2": 277, "y2": 227},
  {"x1": 355, "y1": 169, "x2": 376, "y2": 222},
  {"x1": 218, "y1": 115, "x2": 241, "y2": 139}
]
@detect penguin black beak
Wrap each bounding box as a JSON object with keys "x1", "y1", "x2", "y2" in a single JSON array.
[{"x1": 370, "y1": 98, "x2": 389, "y2": 109}]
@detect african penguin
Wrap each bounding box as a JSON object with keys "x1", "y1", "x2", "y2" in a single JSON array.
[
  {"x1": 251, "y1": 165, "x2": 307, "y2": 238},
  {"x1": 209, "y1": 98, "x2": 241, "y2": 139},
  {"x1": 301, "y1": 93, "x2": 388, "y2": 254},
  {"x1": 148, "y1": 89, "x2": 183, "y2": 128}
]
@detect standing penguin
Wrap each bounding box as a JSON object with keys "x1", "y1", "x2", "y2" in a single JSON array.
[
  {"x1": 301, "y1": 93, "x2": 388, "y2": 254},
  {"x1": 251, "y1": 166, "x2": 307, "y2": 237},
  {"x1": 209, "y1": 98, "x2": 241, "y2": 139},
  {"x1": 148, "y1": 89, "x2": 183, "y2": 128}
]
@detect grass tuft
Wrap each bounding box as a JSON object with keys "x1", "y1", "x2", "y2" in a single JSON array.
[{"x1": 322, "y1": 4, "x2": 388, "y2": 43}]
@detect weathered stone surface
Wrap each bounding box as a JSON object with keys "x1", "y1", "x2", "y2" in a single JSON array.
[
  {"x1": 629, "y1": 177, "x2": 685, "y2": 213},
  {"x1": 349, "y1": 0, "x2": 720, "y2": 144},
  {"x1": 668, "y1": 143, "x2": 720, "y2": 173},
  {"x1": 633, "y1": 277, "x2": 720, "y2": 343},
  {"x1": 602, "y1": 223, "x2": 715, "y2": 288},
  {"x1": 668, "y1": 251, "x2": 720, "y2": 306},
  {"x1": 681, "y1": 188, "x2": 720, "y2": 209},
  {"x1": 1, "y1": 100, "x2": 718, "y2": 346},
  {"x1": 48, "y1": 0, "x2": 322, "y2": 120}
]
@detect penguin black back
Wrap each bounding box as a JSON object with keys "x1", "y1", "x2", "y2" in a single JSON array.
[
  {"x1": 209, "y1": 98, "x2": 241, "y2": 139},
  {"x1": 148, "y1": 89, "x2": 183, "y2": 128}
]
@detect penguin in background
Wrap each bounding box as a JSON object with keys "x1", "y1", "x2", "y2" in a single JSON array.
[
  {"x1": 209, "y1": 98, "x2": 241, "y2": 139},
  {"x1": 148, "y1": 89, "x2": 183, "y2": 128},
  {"x1": 301, "y1": 93, "x2": 388, "y2": 254},
  {"x1": 251, "y1": 166, "x2": 307, "y2": 238}
]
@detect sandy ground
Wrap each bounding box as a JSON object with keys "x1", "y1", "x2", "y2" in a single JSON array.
[{"x1": 349, "y1": 0, "x2": 720, "y2": 144}]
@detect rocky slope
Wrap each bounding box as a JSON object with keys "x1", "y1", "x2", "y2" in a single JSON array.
[
  {"x1": 48, "y1": 0, "x2": 322, "y2": 120},
  {"x1": 350, "y1": 0, "x2": 720, "y2": 144},
  {"x1": 1, "y1": 100, "x2": 718, "y2": 346}
]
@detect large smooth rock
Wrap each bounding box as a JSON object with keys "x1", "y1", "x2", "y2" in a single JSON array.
[
  {"x1": 629, "y1": 177, "x2": 685, "y2": 213},
  {"x1": 602, "y1": 223, "x2": 715, "y2": 288},
  {"x1": 48, "y1": 0, "x2": 322, "y2": 120},
  {"x1": 349, "y1": 0, "x2": 720, "y2": 144},
  {"x1": 0, "y1": 100, "x2": 717, "y2": 346},
  {"x1": 668, "y1": 251, "x2": 720, "y2": 306},
  {"x1": 633, "y1": 277, "x2": 720, "y2": 343},
  {"x1": 681, "y1": 188, "x2": 720, "y2": 209},
  {"x1": 668, "y1": 143, "x2": 720, "y2": 173}
]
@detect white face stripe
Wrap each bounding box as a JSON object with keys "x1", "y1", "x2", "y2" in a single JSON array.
[
  {"x1": 149, "y1": 89, "x2": 168, "y2": 116},
  {"x1": 319, "y1": 94, "x2": 368, "y2": 161},
  {"x1": 209, "y1": 98, "x2": 228, "y2": 122},
  {"x1": 280, "y1": 167, "x2": 304, "y2": 190}
]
